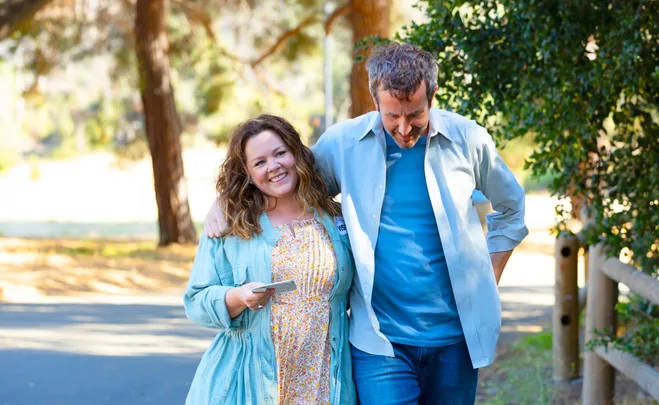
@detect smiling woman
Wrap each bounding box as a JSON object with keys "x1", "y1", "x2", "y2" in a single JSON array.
[
  {"x1": 182, "y1": 114, "x2": 356, "y2": 405},
  {"x1": 216, "y1": 114, "x2": 341, "y2": 239},
  {"x1": 244, "y1": 130, "x2": 299, "y2": 205}
]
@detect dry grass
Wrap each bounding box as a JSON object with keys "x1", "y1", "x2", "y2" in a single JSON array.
[{"x1": 0, "y1": 237, "x2": 196, "y2": 298}]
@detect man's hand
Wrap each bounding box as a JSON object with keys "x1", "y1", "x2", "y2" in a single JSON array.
[
  {"x1": 490, "y1": 250, "x2": 513, "y2": 285},
  {"x1": 204, "y1": 199, "x2": 227, "y2": 238}
]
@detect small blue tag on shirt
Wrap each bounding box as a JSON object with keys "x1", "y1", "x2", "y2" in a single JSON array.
[{"x1": 335, "y1": 216, "x2": 348, "y2": 235}]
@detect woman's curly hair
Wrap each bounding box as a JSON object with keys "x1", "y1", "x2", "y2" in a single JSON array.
[{"x1": 216, "y1": 114, "x2": 340, "y2": 239}]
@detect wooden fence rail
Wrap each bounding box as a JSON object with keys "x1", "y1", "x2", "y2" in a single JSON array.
[{"x1": 554, "y1": 240, "x2": 659, "y2": 404}]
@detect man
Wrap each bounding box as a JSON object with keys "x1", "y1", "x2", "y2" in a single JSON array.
[{"x1": 205, "y1": 42, "x2": 528, "y2": 405}]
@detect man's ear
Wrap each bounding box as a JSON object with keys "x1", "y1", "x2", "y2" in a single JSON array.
[
  {"x1": 429, "y1": 87, "x2": 438, "y2": 108},
  {"x1": 372, "y1": 96, "x2": 379, "y2": 111}
]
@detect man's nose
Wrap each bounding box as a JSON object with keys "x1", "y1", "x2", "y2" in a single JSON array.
[{"x1": 398, "y1": 118, "x2": 412, "y2": 136}]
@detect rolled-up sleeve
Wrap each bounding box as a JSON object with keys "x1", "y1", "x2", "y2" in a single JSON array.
[
  {"x1": 183, "y1": 235, "x2": 245, "y2": 329},
  {"x1": 471, "y1": 127, "x2": 529, "y2": 252}
]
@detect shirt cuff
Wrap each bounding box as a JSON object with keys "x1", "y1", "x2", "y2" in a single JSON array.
[
  {"x1": 208, "y1": 286, "x2": 246, "y2": 329},
  {"x1": 487, "y1": 233, "x2": 523, "y2": 253}
]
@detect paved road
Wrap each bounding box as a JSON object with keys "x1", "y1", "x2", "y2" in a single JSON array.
[
  {"x1": 0, "y1": 247, "x2": 556, "y2": 405},
  {"x1": 0, "y1": 296, "x2": 216, "y2": 405}
]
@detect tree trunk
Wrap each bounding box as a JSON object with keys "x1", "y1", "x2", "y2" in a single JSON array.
[
  {"x1": 349, "y1": 0, "x2": 390, "y2": 118},
  {"x1": 135, "y1": 0, "x2": 197, "y2": 246}
]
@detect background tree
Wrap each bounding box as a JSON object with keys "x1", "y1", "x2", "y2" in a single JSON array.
[
  {"x1": 135, "y1": 0, "x2": 196, "y2": 245},
  {"x1": 404, "y1": 0, "x2": 658, "y2": 363},
  {"x1": 349, "y1": 0, "x2": 391, "y2": 117}
]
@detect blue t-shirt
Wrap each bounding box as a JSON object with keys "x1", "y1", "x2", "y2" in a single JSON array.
[{"x1": 372, "y1": 134, "x2": 463, "y2": 346}]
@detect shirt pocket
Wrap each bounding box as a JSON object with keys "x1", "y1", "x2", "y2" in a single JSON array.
[
  {"x1": 230, "y1": 266, "x2": 248, "y2": 286},
  {"x1": 217, "y1": 267, "x2": 235, "y2": 287}
]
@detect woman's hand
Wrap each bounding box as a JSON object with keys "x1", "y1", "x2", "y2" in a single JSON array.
[
  {"x1": 225, "y1": 282, "x2": 275, "y2": 318},
  {"x1": 237, "y1": 282, "x2": 275, "y2": 311}
]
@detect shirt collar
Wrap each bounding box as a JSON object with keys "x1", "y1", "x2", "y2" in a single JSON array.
[
  {"x1": 359, "y1": 111, "x2": 382, "y2": 141},
  {"x1": 358, "y1": 109, "x2": 455, "y2": 143}
]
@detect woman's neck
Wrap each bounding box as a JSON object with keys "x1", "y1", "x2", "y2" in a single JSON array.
[{"x1": 266, "y1": 196, "x2": 312, "y2": 226}]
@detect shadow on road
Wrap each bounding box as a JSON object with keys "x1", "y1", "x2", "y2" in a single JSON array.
[
  {"x1": 0, "y1": 301, "x2": 216, "y2": 405},
  {"x1": 498, "y1": 285, "x2": 553, "y2": 346}
]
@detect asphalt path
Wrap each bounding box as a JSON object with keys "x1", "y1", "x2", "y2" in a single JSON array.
[{"x1": 0, "y1": 296, "x2": 216, "y2": 405}]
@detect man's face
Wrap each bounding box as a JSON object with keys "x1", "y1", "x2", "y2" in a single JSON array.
[{"x1": 374, "y1": 82, "x2": 434, "y2": 149}]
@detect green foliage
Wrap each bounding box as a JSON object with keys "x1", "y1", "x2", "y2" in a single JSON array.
[
  {"x1": 586, "y1": 295, "x2": 659, "y2": 366},
  {"x1": 0, "y1": 150, "x2": 18, "y2": 174},
  {"x1": 114, "y1": 135, "x2": 150, "y2": 165},
  {"x1": 404, "y1": 0, "x2": 658, "y2": 362}
]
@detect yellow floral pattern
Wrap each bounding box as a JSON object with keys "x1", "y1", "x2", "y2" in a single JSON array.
[{"x1": 270, "y1": 218, "x2": 337, "y2": 405}]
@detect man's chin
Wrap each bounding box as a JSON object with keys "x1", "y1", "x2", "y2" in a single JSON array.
[{"x1": 395, "y1": 135, "x2": 421, "y2": 149}]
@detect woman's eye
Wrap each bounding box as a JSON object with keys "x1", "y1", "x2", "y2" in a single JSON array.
[
  {"x1": 255, "y1": 161, "x2": 265, "y2": 167},
  {"x1": 276, "y1": 151, "x2": 286, "y2": 157}
]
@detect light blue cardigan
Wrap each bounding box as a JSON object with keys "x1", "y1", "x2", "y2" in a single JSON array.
[{"x1": 183, "y1": 211, "x2": 357, "y2": 405}]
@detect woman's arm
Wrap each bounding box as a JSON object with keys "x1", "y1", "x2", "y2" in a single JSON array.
[{"x1": 184, "y1": 235, "x2": 274, "y2": 328}]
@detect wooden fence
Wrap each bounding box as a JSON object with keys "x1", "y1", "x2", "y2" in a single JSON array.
[{"x1": 553, "y1": 235, "x2": 659, "y2": 404}]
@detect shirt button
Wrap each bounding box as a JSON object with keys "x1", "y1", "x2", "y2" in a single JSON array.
[
  {"x1": 371, "y1": 213, "x2": 376, "y2": 219},
  {"x1": 332, "y1": 336, "x2": 337, "y2": 342},
  {"x1": 379, "y1": 185, "x2": 383, "y2": 190}
]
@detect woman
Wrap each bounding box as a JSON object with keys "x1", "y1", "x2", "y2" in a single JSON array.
[{"x1": 184, "y1": 114, "x2": 356, "y2": 405}]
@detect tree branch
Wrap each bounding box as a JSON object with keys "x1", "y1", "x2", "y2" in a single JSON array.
[
  {"x1": 324, "y1": 2, "x2": 351, "y2": 35},
  {"x1": 0, "y1": 0, "x2": 54, "y2": 40},
  {"x1": 174, "y1": 1, "x2": 320, "y2": 68},
  {"x1": 248, "y1": 14, "x2": 317, "y2": 67},
  {"x1": 172, "y1": 0, "x2": 216, "y2": 41}
]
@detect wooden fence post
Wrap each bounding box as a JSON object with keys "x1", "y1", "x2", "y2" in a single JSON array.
[
  {"x1": 553, "y1": 233, "x2": 581, "y2": 381},
  {"x1": 582, "y1": 244, "x2": 618, "y2": 405}
]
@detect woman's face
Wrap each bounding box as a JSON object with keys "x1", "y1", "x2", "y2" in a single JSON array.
[{"x1": 244, "y1": 130, "x2": 298, "y2": 202}]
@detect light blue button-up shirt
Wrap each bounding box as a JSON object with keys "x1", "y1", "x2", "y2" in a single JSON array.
[{"x1": 312, "y1": 109, "x2": 529, "y2": 368}]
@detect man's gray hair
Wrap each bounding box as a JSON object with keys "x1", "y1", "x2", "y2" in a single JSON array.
[{"x1": 365, "y1": 41, "x2": 438, "y2": 104}]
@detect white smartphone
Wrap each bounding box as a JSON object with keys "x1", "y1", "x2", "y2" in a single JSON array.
[{"x1": 251, "y1": 280, "x2": 297, "y2": 294}]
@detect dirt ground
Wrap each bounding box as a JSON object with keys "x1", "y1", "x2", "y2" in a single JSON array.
[{"x1": 0, "y1": 238, "x2": 196, "y2": 301}]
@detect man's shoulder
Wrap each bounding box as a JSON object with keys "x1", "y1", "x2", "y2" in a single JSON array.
[
  {"x1": 318, "y1": 111, "x2": 379, "y2": 145},
  {"x1": 431, "y1": 108, "x2": 489, "y2": 145}
]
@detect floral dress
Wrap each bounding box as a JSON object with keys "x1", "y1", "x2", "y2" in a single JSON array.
[{"x1": 270, "y1": 218, "x2": 337, "y2": 405}]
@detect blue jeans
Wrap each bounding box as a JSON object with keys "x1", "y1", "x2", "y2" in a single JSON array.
[{"x1": 351, "y1": 340, "x2": 478, "y2": 405}]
